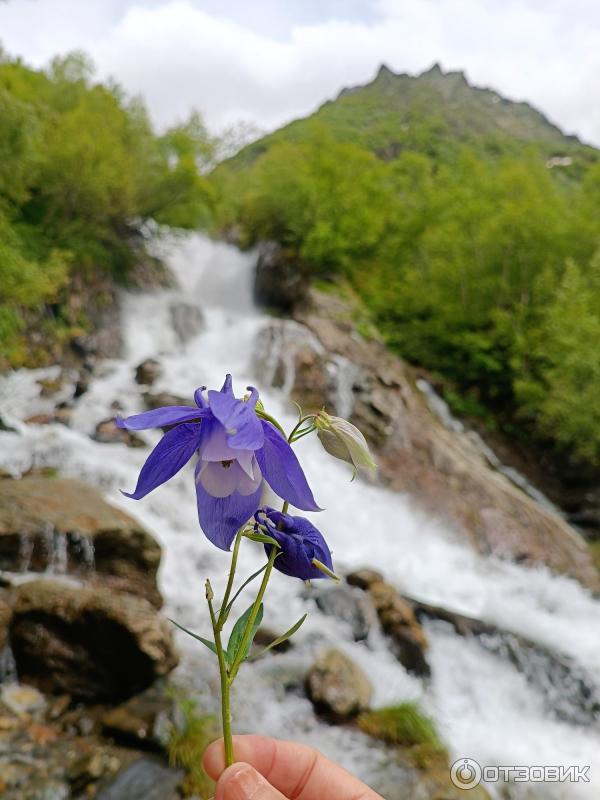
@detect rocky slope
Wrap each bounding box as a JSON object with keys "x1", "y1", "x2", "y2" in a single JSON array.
[{"x1": 255, "y1": 249, "x2": 599, "y2": 590}]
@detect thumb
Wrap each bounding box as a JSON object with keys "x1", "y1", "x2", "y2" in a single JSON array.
[{"x1": 216, "y1": 762, "x2": 288, "y2": 800}]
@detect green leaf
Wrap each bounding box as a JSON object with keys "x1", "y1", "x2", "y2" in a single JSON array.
[
  {"x1": 226, "y1": 603, "x2": 264, "y2": 665},
  {"x1": 169, "y1": 619, "x2": 217, "y2": 655},
  {"x1": 244, "y1": 531, "x2": 281, "y2": 547},
  {"x1": 250, "y1": 613, "x2": 308, "y2": 660}
]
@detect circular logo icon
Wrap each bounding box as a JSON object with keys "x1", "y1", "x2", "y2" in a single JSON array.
[{"x1": 450, "y1": 758, "x2": 482, "y2": 790}]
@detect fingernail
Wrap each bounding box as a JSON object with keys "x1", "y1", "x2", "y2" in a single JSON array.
[{"x1": 224, "y1": 764, "x2": 263, "y2": 800}]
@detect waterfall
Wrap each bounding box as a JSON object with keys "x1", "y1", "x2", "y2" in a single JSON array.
[{"x1": 0, "y1": 233, "x2": 599, "y2": 799}]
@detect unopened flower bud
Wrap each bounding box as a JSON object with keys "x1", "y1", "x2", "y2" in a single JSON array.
[{"x1": 316, "y1": 412, "x2": 376, "y2": 475}]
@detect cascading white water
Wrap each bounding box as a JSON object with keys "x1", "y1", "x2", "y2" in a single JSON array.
[{"x1": 1, "y1": 233, "x2": 600, "y2": 799}]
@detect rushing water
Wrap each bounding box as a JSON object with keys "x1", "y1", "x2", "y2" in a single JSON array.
[{"x1": 1, "y1": 234, "x2": 600, "y2": 798}]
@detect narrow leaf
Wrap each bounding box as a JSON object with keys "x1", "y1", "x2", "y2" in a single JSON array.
[
  {"x1": 227, "y1": 603, "x2": 264, "y2": 665},
  {"x1": 244, "y1": 531, "x2": 281, "y2": 547},
  {"x1": 169, "y1": 619, "x2": 217, "y2": 655},
  {"x1": 250, "y1": 613, "x2": 308, "y2": 660}
]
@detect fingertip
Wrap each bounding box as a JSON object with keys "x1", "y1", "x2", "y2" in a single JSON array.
[
  {"x1": 217, "y1": 763, "x2": 278, "y2": 800},
  {"x1": 203, "y1": 738, "x2": 226, "y2": 779}
]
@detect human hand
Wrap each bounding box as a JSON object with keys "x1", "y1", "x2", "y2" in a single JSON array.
[{"x1": 203, "y1": 734, "x2": 384, "y2": 800}]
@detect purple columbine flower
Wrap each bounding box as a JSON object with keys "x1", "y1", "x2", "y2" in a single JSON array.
[
  {"x1": 116, "y1": 375, "x2": 320, "y2": 550},
  {"x1": 255, "y1": 507, "x2": 334, "y2": 581}
]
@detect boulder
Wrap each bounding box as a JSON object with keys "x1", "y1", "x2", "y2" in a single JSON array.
[
  {"x1": 311, "y1": 584, "x2": 377, "y2": 642},
  {"x1": 285, "y1": 288, "x2": 599, "y2": 590},
  {"x1": 135, "y1": 359, "x2": 162, "y2": 387},
  {"x1": 346, "y1": 568, "x2": 384, "y2": 591},
  {"x1": 169, "y1": 301, "x2": 204, "y2": 344},
  {"x1": 92, "y1": 419, "x2": 146, "y2": 449},
  {"x1": 143, "y1": 392, "x2": 193, "y2": 411},
  {"x1": 96, "y1": 757, "x2": 183, "y2": 800},
  {"x1": 367, "y1": 582, "x2": 430, "y2": 677},
  {"x1": 306, "y1": 648, "x2": 372, "y2": 718},
  {"x1": 254, "y1": 242, "x2": 307, "y2": 313},
  {"x1": 10, "y1": 580, "x2": 178, "y2": 702},
  {"x1": 0, "y1": 477, "x2": 162, "y2": 607}
]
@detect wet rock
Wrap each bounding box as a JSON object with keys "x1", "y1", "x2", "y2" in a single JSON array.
[
  {"x1": 289, "y1": 288, "x2": 600, "y2": 590},
  {"x1": 169, "y1": 301, "x2": 205, "y2": 344},
  {"x1": 0, "y1": 415, "x2": 18, "y2": 433},
  {"x1": 408, "y1": 595, "x2": 600, "y2": 725},
  {"x1": 96, "y1": 757, "x2": 183, "y2": 800},
  {"x1": 367, "y1": 582, "x2": 430, "y2": 677},
  {"x1": 135, "y1": 359, "x2": 162, "y2": 386},
  {"x1": 346, "y1": 568, "x2": 384, "y2": 591},
  {"x1": 143, "y1": 391, "x2": 193, "y2": 411},
  {"x1": 306, "y1": 648, "x2": 372, "y2": 718},
  {"x1": 10, "y1": 580, "x2": 178, "y2": 702},
  {"x1": 36, "y1": 376, "x2": 64, "y2": 398},
  {"x1": 311, "y1": 584, "x2": 377, "y2": 642},
  {"x1": 53, "y1": 405, "x2": 72, "y2": 427},
  {"x1": 254, "y1": 241, "x2": 307, "y2": 312},
  {"x1": 0, "y1": 596, "x2": 12, "y2": 651},
  {"x1": 24, "y1": 413, "x2": 54, "y2": 426},
  {"x1": 92, "y1": 419, "x2": 146, "y2": 448},
  {"x1": 73, "y1": 370, "x2": 91, "y2": 399},
  {"x1": 253, "y1": 319, "x2": 326, "y2": 402},
  {"x1": 0, "y1": 477, "x2": 162, "y2": 607},
  {"x1": 102, "y1": 683, "x2": 175, "y2": 749},
  {"x1": 68, "y1": 750, "x2": 123, "y2": 795}
]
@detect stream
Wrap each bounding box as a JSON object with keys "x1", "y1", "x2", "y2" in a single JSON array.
[{"x1": 1, "y1": 233, "x2": 599, "y2": 799}]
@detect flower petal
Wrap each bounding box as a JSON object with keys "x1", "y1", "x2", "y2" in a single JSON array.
[
  {"x1": 195, "y1": 461, "x2": 262, "y2": 550},
  {"x1": 198, "y1": 460, "x2": 240, "y2": 498},
  {"x1": 259, "y1": 509, "x2": 332, "y2": 580},
  {"x1": 200, "y1": 423, "x2": 238, "y2": 462},
  {"x1": 208, "y1": 389, "x2": 264, "y2": 450},
  {"x1": 221, "y1": 374, "x2": 234, "y2": 395},
  {"x1": 122, "y1": 422, "x2": 202, "y2": 499},
  {"x1": 194, "y1": 386, "x2": 208, "y2": 408},
  {"x1": 256, "y1": 422, "x2": 321, "y2": 512},
  {"x1": 116, "y1": 406, "x2": 207, "y2": 431}
]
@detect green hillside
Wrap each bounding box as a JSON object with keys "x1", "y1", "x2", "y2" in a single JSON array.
[
  {"x1": 226, "y1": 63, "x2": 597, "y2": 172},
  {"x1": 212, "y1": 64, "x2": 600, "y2": 466},
  {"x1": 0, "y1": 51, "x2": 214, "y2": 368}
]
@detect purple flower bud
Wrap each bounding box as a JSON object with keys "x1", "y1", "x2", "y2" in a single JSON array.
[{"x1": 255, "y1": 507, "x2": 335, "y2": 581}]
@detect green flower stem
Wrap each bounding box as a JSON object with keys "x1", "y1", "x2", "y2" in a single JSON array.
[
  {"x1": 217, "y1": 528, "x2": 243, "y2": 628},
  {"x1": 228, "y1": 546, "x2": 279, "y2": 682},
  {"x1": 207, "y1": 584, "x2": 234, "y2": 767},
  {"x1": 255, "y1": 409, "x2": 287, "y2": 437}
]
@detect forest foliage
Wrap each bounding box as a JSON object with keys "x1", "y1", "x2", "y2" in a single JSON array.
[
  {"x1": 212, "y1": 68, "x2": 600, "y2": 466},
  {"x1": 0, "y1": 50, "x2": 214, "y2": 365}
]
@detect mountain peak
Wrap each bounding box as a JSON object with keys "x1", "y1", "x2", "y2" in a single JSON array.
[
  {"x1": 376, "y1": 63, "x2": 396, "y2": 78},
  {"x1": 422, "y1": 61, "x2": 443, "y2": 76}
]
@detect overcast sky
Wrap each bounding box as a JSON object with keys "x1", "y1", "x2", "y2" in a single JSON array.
[{"x1": 1, "y1": 0, "x2": 599, "y2": 145}]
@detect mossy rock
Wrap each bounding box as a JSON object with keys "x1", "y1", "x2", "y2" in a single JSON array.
[{"x1": 358, "y1": 702, "x2": 445, "y2": 756}]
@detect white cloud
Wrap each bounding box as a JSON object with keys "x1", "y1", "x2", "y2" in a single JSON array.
[{"x1": 0, "y1": 0, "x2": 599, "y2": 145}]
